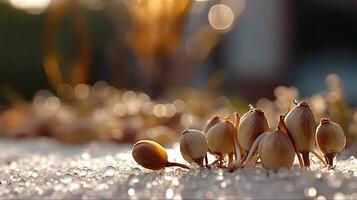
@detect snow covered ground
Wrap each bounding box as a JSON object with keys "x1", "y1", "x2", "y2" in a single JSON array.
[{"x1": 0, "y1": 139, "x2": 356, "y2": 199}]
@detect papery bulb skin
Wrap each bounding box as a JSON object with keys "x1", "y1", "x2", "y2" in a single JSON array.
[
  {"x1": 203, "y1": 115, "x2": 221, "y2": 133},
  {"x1": 238, "y1": 108, "x2": 270, "y2": 153},
  {"x1": 284, "y1": 101, "x2": 316, "y2": 166},
  {"x1": 180, "y1": 129, "x2": 208, "y2": 166},
  {"x1": 316, "y1": 118, "x2": 346, "y2": 167},
  {"x1": 206, "y1": 119, "x2": 235, "y2": 156},
  {"x1": 258, "y1": 130, "x2": 295, "y2": 171},
  {"x1": 203, "y1": 115, "x2": 222, "y2": 155}
]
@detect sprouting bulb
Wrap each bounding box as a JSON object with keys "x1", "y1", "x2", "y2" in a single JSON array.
[
  {"x1": 238, "y1": 106, "x2": 269, "y2": 156},
  {"x1": 284, "y1": 100, "x2": 316, "y2": 167},
  {"x1": 243, "y1": 116, "x2": 296, "y2": 171}
]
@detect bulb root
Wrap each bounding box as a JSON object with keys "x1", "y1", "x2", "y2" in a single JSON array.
[
  {"x1": 243, "y1": 132, "x2": 268, "y2": 167},
  {"x1": 325, "y1": 152, "x2": 337, "y2": 168},
  {"x1": 194, "y1": 157, "x2": 205, "y2": 167},
  {"x1": 302, "y1": 151, "x2": 310, "y2": 167},
  {"x1": 278, "y1": 115, "x2": 304, "y2": 168},
  {"x1": 231, "y1": 112, "x2": 242, "y2": 171},
  {"x1": 311, "y1": 150, "x2": 328, "y2": 166},
  {"x1": 166, "y1": 162, "x2": 190, "y2": 169}
]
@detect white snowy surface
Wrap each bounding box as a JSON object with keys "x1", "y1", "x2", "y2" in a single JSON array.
[{"x1": 0, "y1": 139, "x2": 357, "y2": 199}]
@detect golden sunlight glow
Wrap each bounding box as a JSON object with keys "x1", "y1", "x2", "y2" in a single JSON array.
[
  {"x1": 8, "y1": 0, "x2": 52, "y2": 14},
  {"x1": 113, "y1": 103, "x2": 127, "y2": 117},
  {"x1": 43, "y1": 54, "x2": 63, "y2": 90},
  {"x1": 353, "y1": 111, "x2": 357, "y2": 122},
  {"x1": 180, "y1": 113, "x2": 199, "y2": 128},
  {"x1": 57, "y1": 84, "x2": 74, "y2": 100},
  {"x1": 126, "y1": 0, "x2": 191, "y2": 56},
  {"x1": 310, "y1": 95, "x2": 326, "y2": 114}
]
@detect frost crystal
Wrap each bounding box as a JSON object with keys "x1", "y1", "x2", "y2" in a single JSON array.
[{"x1": 0, "y1": 139, "x2": 356, "y2": 199}]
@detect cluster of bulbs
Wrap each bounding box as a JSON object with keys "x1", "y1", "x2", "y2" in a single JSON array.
[{"x1": 132, "y1": 100, "x2": 346, "y2": 172}]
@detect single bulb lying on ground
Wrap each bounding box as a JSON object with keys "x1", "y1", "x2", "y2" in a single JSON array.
[
  {"x1": 238, "y1": 106, "x2": 269, "y2": 159},
  {"x1": 132, "y1": 140, "x2": 189, "y2": 170},
  {"x1": 180, "y1": 129, "x2": 208, "y2": 166},
  {"x1": 284, "y1": 101, "x2": 316, "y2": 167},
  {"x1": 316, "y1": 118, "x2": 346, "y2": 167}
]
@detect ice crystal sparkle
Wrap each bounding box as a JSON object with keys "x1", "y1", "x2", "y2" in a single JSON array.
[{"x1": 0, "y1": 139, "x2": 356, "y2": 199}]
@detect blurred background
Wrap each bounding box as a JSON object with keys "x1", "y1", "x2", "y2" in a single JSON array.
[
  {"x1": 0, "y1": 0, "x2": 357, "y2": 152},
  {"x1": 2, "y1": 0, "x2": 357, "y2": 103}
]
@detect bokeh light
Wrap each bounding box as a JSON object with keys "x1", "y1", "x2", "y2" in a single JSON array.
[
  {"x1": 8, "y1": 0, "x2": 52, "y2": 14},
  {"x1": 74, "y1": 84, "x2": 90, "y2": 100},
  {"x1": 208, "y1": 4, "x2": 235, "y2": 32}
]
